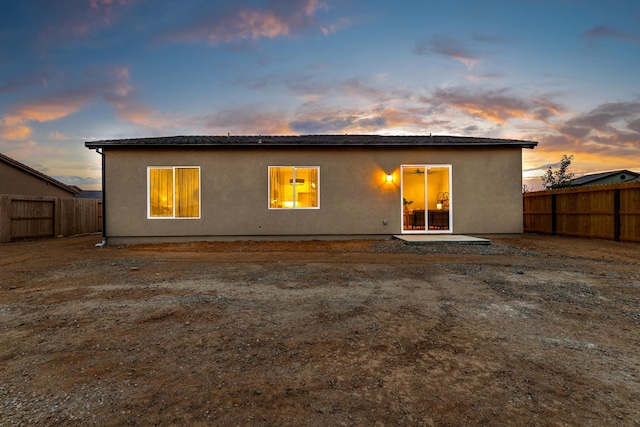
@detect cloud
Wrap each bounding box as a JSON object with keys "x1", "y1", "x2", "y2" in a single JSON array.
[
  {"x1": 289, "y1": 104, "x2": 438, "y2": 135},
  {"x1": 1, "y1": 86, "x2": 100, "y2": 141},
  {"x1": 580, "y1": 25, "x2": 639, "y2": 45},
  {"x1": 414, "y1": 36, "x2": 482, "y2": 69},
  {"x1": 290, "y1": 111, "x2": 385, "y2": 134},
  {"x1": 164, "y1": 0, "x2": 328, "y2": 46},
  {"x1": 0, "y1": 64, "x2": 174, "y2": 136},
  {"x1": 102, "y1": 89, "x2": 177, "y2": 130},
  {"x1": 0, "y1": 72, "x2": 50, "y2": 94},
  {"x1": 0, "y1": 140, "x2": 67, "y2": 161},
  {"x1": 0, "y1": 123, "x2": 32, "y2": 141},
  {"x1": 562, "y1": 101, "x2": 640, "y2": 135},
  {"x1": 320, "y1": 17, "x2": 353, "y2": 36},
  {"x1": 461, "y1": 72, "x2": 502, "y2": 83},
  {"x1": 525, "y1": 101, "x2": 640, "y2": 173},
  {"x1": 339, "y1": 77, "x2": 392, "y2": 102},
  {"x1": 48, "y1": 131, "x2": 73, "y2": 141},
  {"x1": 31, "y1": 0, "x2": 138, "y2": 49},
  {"x1": 4, "y1": 88, "x2": 98, "y2": 126},
  {"x1": 423, "y1": 87, "x2": 563, "y2": 125},
  {"x1": 203, "y1": 106, "x2": 294, "y2": 135},
  {"x1": 628, "y1": 118, "x2": 640, "y2": 133}
]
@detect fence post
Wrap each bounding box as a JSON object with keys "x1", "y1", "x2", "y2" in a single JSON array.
[
  {"x1": 551, "y1": 194, "x2": 557, "y2": 236},
  {"x1": 614, "y1": 189, "x2": 621, "y2": 242},
  {"x1": 0, "y1": 195, "x2": 10, "y2": 243}
]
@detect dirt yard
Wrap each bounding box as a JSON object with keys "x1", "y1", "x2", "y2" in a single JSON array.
[{"x1": 1, "y1": 234, "x2": 639, "y2": 426}]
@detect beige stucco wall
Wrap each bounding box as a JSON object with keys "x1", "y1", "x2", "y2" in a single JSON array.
[
  {"x1": 101, "y1": 146, "x2": 525, "y2": 243},
  {"x1": 0, "y1": 162, "x2": 75, "y2": 198}
]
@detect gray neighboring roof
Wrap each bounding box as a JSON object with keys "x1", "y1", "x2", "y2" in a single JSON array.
[
  {"x1": 85, "y1": 134, "x2": 538, "y2": 149},
  {"x1": 74, "y1": 190, "x2": 103, "y2": 199},
  {"x1": 0, "y1": 152, "x2": 80, "y2": 195},
  {"x1": 570, "y1": 169, "x2": 640, "y2": 186}
]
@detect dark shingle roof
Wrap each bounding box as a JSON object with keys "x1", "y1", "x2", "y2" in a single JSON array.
[
  {"x1": 0, "y1": 152, "x2": 80, "y2": 195},
  {"x1": 571, "y1": 169, "x2": 640, "y2": 186},
  {"x1": 85, "y1": 134, "x2": 538, "y2": 149}
]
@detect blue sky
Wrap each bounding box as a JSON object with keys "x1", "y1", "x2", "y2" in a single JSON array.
[{"x1": 1, "y1": 0, "x2": 639, "y2": 190}]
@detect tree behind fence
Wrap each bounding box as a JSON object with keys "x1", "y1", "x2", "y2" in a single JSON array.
[{"x1": 523, "y1": 182, "x2": 640, "y2": 242}]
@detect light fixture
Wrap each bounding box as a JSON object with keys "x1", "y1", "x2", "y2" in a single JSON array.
[
  {"x1": 289, "y1": 178, "x2": 305, "y2": 185},
  {"x1": 436, "y1": 192, "x2": 449, "y2": 210},
  {"x1": 385, "y1": 173, "x2": 393, "y2": 183}
]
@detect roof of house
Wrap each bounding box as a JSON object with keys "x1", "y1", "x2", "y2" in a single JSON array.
[
  {"x1": 570, "y1": 169, "x2": 640, "y2": 186},
  {"x1": 74, "y1": 190, "x2": 103, "y2": 199},
  {"x1": 85, "y1": 134, "x2": 538, "y2": 149},
  {"x1": 0, "y1": 152, "x2": 80, "y2": 195}
]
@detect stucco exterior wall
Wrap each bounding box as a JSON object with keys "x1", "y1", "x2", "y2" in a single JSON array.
[
  {"x1": 0, "y1": 162, "x2": 75, "y2": 198},
  {"x1": 101, "y1": 146, "x2": 524, "y2": 243}
]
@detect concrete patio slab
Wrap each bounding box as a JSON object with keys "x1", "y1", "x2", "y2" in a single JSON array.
[{"x1": 393, "y1": 234, "x2": 491, "y2": 245}]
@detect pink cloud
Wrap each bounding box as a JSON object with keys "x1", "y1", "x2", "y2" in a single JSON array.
[
  {"x1": 164, "y1": 0, "x2": 328, "y2": 45},
  {"x1": 0, "y1": 123, "x2": 32, "y2": 141},
  {"x1": 34, "y1": 0, "x2": 137, "y2": 48},
  {"x1": 6, "y1": 89, "x2": 97, "y2": 124},
  {"x1": 204, "y1": 106, "x2": 293, "y2": 135},
  {"x1": 102, "y1": 89, "x2": 178, "y2": 130},
  {"x1": 424, "y1": 87, "x2": 563, "y2": 125},
  {"x1": 414, "y1": 37, "x2": 482, "y2": 69}
]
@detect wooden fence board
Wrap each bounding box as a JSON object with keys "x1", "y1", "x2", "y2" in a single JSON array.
[
  {"x1": 10, "y1": 199, "x2": 54, "y2": 239},
  {"x1": 620, "y1": 185, "x2": 640, "y2": 242},
  {"x1": 523, "y1": 182, "x2": 640, "y2": 242},
  {"x1": 0, "y1": 194, "x2": 102, "y2": 242}
]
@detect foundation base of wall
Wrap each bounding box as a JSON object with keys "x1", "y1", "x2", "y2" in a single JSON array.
[{"x1": 101, "y1": 234, "x2": 397, "y2": 245}]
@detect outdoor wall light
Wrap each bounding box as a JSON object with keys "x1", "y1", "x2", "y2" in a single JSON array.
[{"x1": 385, "y1": 173, "x2": 393, "y2": 183}]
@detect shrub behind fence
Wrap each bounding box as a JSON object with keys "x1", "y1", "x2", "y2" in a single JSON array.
[{"x1": 523, "y1": 182, "x2": 640, "y2": 242}]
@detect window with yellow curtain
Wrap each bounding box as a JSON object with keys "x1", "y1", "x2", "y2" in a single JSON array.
[
  {"x1": 269, "y1": 166, "x2": 319, "y2": 209},
  {"x1": 148, "y1": 167, "x2": 200, "y2": 218}
]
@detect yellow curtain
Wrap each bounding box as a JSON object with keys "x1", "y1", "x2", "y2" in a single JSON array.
[
  {"x1": 269, "y1": 167, "x2": 318, "y2": 209},
  {"x1": 175, "y1": 168, "x2": 200, "y2": 217},
  {"x1": 308, "y1": 168, "x2": 318, "y2": 208},
  {"x1": 149, "y1": 168, "x2": 173, "y2": 217},
  {"x1": 270, "y1": 167, "x2": 286, "y2": 208}
]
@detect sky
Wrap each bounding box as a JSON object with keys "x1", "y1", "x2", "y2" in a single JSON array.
[{"x1": 1, "y1": 0, "x2": 639, "y2": 191}]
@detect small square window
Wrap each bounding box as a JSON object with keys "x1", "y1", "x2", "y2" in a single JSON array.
[{"x1": 269, "y1": 166, "x2": 319, "y2": 209}]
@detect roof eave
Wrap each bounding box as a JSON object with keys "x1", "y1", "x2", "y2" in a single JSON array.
[{"x1": 85, "y1": 141, "x2": 538, "y2": 149}]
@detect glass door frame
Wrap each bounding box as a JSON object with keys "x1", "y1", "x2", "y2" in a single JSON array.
[{"x1": 400, "y1": 164, "x2": 453, "y2": 234}]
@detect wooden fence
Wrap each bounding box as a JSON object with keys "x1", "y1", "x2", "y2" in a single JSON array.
[
  {"x1": 523, "y1": 182, "x2": 640, "y2": 242},
  {"x1": 0, "y1": 194, "x2": 102, "y2": 242}
]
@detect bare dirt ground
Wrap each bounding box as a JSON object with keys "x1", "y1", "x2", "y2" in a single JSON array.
[{"x1": 1, "y1": 234, "x2": 639, "y2": 427}]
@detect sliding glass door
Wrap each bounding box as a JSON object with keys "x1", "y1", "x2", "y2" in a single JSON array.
[{"x1": 401, "y1": 165, "x2": 451, "y2": 233}]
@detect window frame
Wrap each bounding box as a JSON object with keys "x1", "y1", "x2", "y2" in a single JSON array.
[
  {"x1": 268, "y1": 166, "x2": 320, "y2": 210},
  {"x1": 147, "y1": 166, "x2": 201, "y2": 219}
]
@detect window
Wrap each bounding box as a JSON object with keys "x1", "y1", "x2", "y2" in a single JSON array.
[
  {"x1": 148, "y1": 167, "x2": 200, "y2": 218},
  {"x1": 269, "y1": 166, "x2": 319, "y2": 209}
]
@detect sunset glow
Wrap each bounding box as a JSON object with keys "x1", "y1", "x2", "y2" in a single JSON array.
[{"x1": 1, "y1": 0, "x2": 639, "y2": 191}]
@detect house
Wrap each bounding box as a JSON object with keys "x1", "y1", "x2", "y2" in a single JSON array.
[
  {"x1": 0, "y1": 152, "x2": 80, "y2": 198},
  {"x1": 85, "y1": 135, "x2": 537, "y2": 244},
  {"x1": 570, "y1": 170, "x2": 640, "y2": 187}
]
